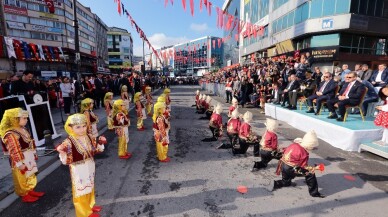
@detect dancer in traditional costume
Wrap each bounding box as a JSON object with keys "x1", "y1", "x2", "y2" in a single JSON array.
[
  {"x1": 204, "y1": 95, "x2": 214, "y2": 119},
  {"x1": 197, "y1": 94, "x2": 205, "y2": 114},
  {"x1": 56, "y1": 114, "x2": 107, "y2": 217},
  {"x1": 209, "y1": 104, "x2": 223, "y2": 141},
  {"x1": 81, "y1": 98, "x2": 99, "y2": 139},
  {"x1": 374, "y1": 85, "x2": 388, "y2": 145},
  {"x1": 217, "y1": 108, "x2": 240, "y2": 149},
  {"x1": 234, "y1": 111, "x2": 260, "y2": 156},
  {"x1": 121, "y1": 85, "x2": 130, "y2": 110},
  {"x1": 252, "y1": 118, "x2": 282, "y2": 171},
  {"x1": 158, "y1": 94, "x2": 171, "y2": 143},
  {"x1": 228, "y1": 98, "x2": 239, "y2": 117},
  {"x1": 134, "y1": 92, "x2": 146, "y2": 131},
  {"x1": 112, "y1": 99, "x2": 132, "y2": 159},
  {"x1": 266, "y1": 130, "x2": 325, "y2": 198},
  {"x1": 164, "y1": 88, "x2": 171, "y2": 110},
  {"x1": 195, "y1": 90, "x2": 200, "y2": 109},
  {"x1": 145, "y1": 86, "x2": 153, "y2": 117},
  {"x1": 153, "y1": 102, "x2": 170, "y2": 162},
  {"x1": 0, "y1": 108, "x2": 45, "y2": 203},
  {"x1": 103, "y1": 92, "x2": 114, "y2": 130}
]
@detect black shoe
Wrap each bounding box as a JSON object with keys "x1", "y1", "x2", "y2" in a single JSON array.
[
  {"x1": 306, "y1": 109, "x2": 315, "y2": 113},
  {"x1": 314, "y1": 112, "x2": 319, "y2": 116},
  {"x1": 311, "y1": 193, "x2": 326, "y2": 198},
  {"x1": 336, "y1": 117, "x2": 344, "y2": 122},
  {"x1": 286, "y1": 105, "x2": 292, "y2": 109},
  {"x1": 327, "y1": 114, "x2": 338, "y2": 119},
  {"x1": 289, "y1": 106, "x2": 297, "y2": 110}
]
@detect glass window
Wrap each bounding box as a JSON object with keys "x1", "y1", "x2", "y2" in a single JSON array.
[
  {"x1": 350, "y1": 0, "x2": 360, "y2": 13},
  {"x1": 276, "y1": 18, "x2": 282, "y2": 32},
  {"x1": 311, "y1": 33, "x2": 339, "y2": 47},
  {"x1": 301, "y1": 3, "x2": 309, "y2": 21},
  {"x1": 282, "y1": 15, "x2": 288, "y2": 30},
  {"x1": 310, "y1": 0, "x2": 323, "y2": 18},
  {"x1": 272, "y1": 20, "x2": 277, "y2": 33},
  {"x1": 287, "y1": 11, "x2": 294, "y2": 27},
  {"x1": 295, "y1": 6, "x2": 302, "y2": 24},
  {"x1": 359, "y1": 0, "x2": 368, "y2": 15},
  {"x1": 367, "y1": 0, "x2": 377, "y2": 16},
  {"x1": 340, "y1": 34, "x2": 353, "y2": 47},
  {"x1": 336, "y1": 0, "x2": 350, "y2": 14},
  {"x1": 323, "y1": 0, "x2": 335, "y2": 16}
]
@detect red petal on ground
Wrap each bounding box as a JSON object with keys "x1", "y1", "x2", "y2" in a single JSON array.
[
  {"x1": 344, "y1": 175, "x2": 356, "y2": 181},
  {"x1": 237, "y1": 185, "x2": 248, "y2": 194}
]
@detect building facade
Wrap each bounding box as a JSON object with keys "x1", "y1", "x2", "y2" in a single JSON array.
[
  {"x1": 107, "y1": 27, "x2": 133, "y2": 74},
  {"x1": 174, "y1": 36, "x2": 223, "y2": 76},
  {"x1": 0, "y1": 0, "x2": 104, "y2": 78},
  {"x1": 94, "y1": 13, "x2": 108, "y2": 72},
  {"x1": 222, "y1": 0, "x2": 241, "y2": 67},
  {"x1": 240, "y1": 0, "x2": 388, "y2": 70}
]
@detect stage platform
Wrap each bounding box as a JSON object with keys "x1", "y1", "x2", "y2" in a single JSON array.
[{"x1": 265, "y1": 103, "x2": 382, "y2": 151}]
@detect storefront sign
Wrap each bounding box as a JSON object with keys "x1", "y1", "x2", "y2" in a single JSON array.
[
  {"x1": 39, "y1": 12, "x2": 58, "y2": 20},
  {"x1": 4, "y1": 5, "x2": 28, "y2": 16},
  {"x1": 309, "y1": 47, "x2": 339, "y2": 61},
  {"x1": 41, "y1": 71, "x2": 57, "y2": 77},
  {"x1": 322, "y1": 18, "x2": 334, "y2": 29},
  {"x1": 47, "y1": 27, "x2": 63, "y2": 33},
  {"x1": 31, "y1": 24, "x2": 46, "y2": 32},
  {"x1": 6, "y1": 21, "x2": 26, "y2": 30}
]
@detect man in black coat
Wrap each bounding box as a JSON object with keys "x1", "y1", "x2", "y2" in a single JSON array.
[
  {"x1": 306, "y1": 72, "x2": 337, "y2": 115},
  {"x1": 326, "y1": 72, "x2": 366, "y2": 121},
  {"x1": 94, "y1": 73, "x2": 105, "y2": 108},
  {"x1": 281, "y1": 74, "x2": 300, "y2": 108}
]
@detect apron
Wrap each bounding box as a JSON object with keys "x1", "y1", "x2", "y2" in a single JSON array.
[
  {"x1": 23, "y1": 150, "x2": 38, "y2": 177},
  {"x1": 70, "y1": 158, "x2": 95, "y2": 198}
]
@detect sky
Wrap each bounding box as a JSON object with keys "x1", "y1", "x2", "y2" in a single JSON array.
[{"x1": 78, "y1": 0, "x2": 224, "y2": 56}]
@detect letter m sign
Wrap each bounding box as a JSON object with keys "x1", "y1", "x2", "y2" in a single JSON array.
[{"x1": 322, "y1": 19, "x2": 333, "y2": 29}]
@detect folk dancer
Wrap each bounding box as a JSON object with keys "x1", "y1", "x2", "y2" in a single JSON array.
[
  {"x1": 121, "y1": 85, "x2": 130, "y2": 110},
  {"x1": 112, "y1": 99, "x2": 132, "y2": 159},
  {"x1": 217, "y1": 108, "x2": 240, "y2": 149},
  {"x1": 252, "y1": 118, "x2": 282, "y2": 171},
  {"x1": 234, "y1": 111, "x2": 260, "y2": 156},
  {"x1": 0, "y1": 108, "x2": 45, "y2": 203},
  {"x1": 228, "y1": 98, "x2": 239, "y2": 117},
  {"x1": 81, "y1": 98, "x2": 99, "y2": 140},
  {"x1": 209, "y1": 104, "x2": 223, "y2": 141},
  {"x1": 56, "y1": 114, "x2": 107, "y2": 217},
  {"x1": 266, "y1": 130, "x2": 325, "y2": 198},
  {"x1": 153, "y1": 102, "x2": 170, "y2": 162},
  {"x1": 145, "y1": 86, "x2": 153, "y2": 117},
  {"x1": 134, "y1": 92, "x2": 146, "y2": 131},
  {"x1": 103, "y1": 92, "x2": 114, "y2": 130},
  {"x1": 195, "y1": 90, "x2": 200, "y2": 108},
  {"x1": 204, "y1": 95, "x2": 214, "y2": 119}
]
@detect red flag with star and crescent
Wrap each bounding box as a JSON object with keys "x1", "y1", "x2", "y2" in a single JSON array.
[{"x1": 44, "y1": 0, "x2": 55, "y2": 14}]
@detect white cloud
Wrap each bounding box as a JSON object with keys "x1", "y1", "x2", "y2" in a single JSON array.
[
  {"x1": 133, "y1": 33, "x2": 189, "y2": 56},
  {"x1": 190, "y1": 23, "x2": 209, "y2": 32}
]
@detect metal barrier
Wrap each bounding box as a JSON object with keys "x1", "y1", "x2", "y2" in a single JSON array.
[{"x1": 201, "y1": 83, "x2": 226, "y2": 99}]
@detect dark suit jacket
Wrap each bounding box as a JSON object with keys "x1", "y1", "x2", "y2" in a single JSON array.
[
  {"x1": 339, "y1": 80, "x2": 366, "y2": 104},
  {"x1": 285, "y1": 80, "x2": 300, "y2": 92},
  {"x1": 319, "y1": 79, "x2": 337, "y2": 99},
  {"x1": 369, "y1": 69, "x2": 388, "y2": 86},
  {"x1": 359, "y1": 69, "x2": 372, "y2": 81},
  {"x1": 94, "y1": 78, "x2": 103, "y2": 94}
]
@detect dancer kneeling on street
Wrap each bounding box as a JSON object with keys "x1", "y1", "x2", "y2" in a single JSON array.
[
  {"x1": 134, "y1": 92, "x2": 146, "y2": 131},
  {"x1": 266, "y1": 130, "x2": 325, "y2": 198},
  {"x1": 234, "y1": 111, "x2": 260, "y2": 156},
  {"x1": 153, "y1": 101, "x2": 170, "y2": 162},
  {"x1": 217, "y1": 108, "x2": 240, "y2": 149},
  {"x1": 0, "y1": 108, "x2": 45, "y2": 203},
  {"x1": 197, "y1": 94, "x2": 205, "y2": 114},
  {"x1": 252, "y1": 118, "x2": 282, "y2": 171},
  {"x1": 204, "y1": 95, "x2": 214, "y2": 119},
  {"x1": 194, "y1": 90, "x2": 200, "y2": 108},
  {"x1": 56, "y1": 114, "x2": 107, "y2": 217},
  {"x1": 228, "y1": 98, "x2": 239, "y2": 117},
  {"x1": 112, "y1": 99, "x2": 132, "y2": 159},
  {"x1": 209, "y1": 104, "x2": 223, "y2": 141}
]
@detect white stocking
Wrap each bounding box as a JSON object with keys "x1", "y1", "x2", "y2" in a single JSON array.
[{"x1": 382, "y1": 128, "x2": 388, "y2": 145}]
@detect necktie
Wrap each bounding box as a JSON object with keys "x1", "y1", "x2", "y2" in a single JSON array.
[
  {"x1": 319, "y1": 81, "x2": 328, "y2": 92},
  {"x1": 342, "y1": 83, "x2": 352, "y2": 96}
]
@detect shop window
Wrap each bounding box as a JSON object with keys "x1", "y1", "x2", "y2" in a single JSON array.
[
  {"x1": 323, "y1": 0, "x2": 335, "y2": 16},
  {"x1": 358, "y1": 0, "x2": 368, "y2": 15},
  {"x1": 310, "y1": 0, "x2": 323, "y2": 18},
  {"x1": 301, "y1": 3, "x2": 310, "y2": 22},
  {"x1": 350, "y1": 0, "x2": 360, "y2": 13},
  {"x1": 295, "y1": 6, "x2": 302, "y2": 24},
  {"x1": 368, "y1": 0, "x2": 377, "y2": 16},
  {"x1": 340, "y1": 34, "x2": 353, "y2": 47}
]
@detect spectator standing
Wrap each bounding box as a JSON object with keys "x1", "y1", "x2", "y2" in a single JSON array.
[
  {"x1": 225, "y1": 78, "x2": 233, "y2": 103},
  {"x1": 340, "y1": 64, "x2": 351, "y2": 82},
  {"x1": 60, "y1": 77, "x2": 73, "y2": 115},
  {"x1": 11, "y1": 71, "x2": 35, "y2": 104}
]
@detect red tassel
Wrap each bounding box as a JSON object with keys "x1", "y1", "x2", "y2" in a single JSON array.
[
  {"x1": 208, "y1": 2, "x2": 212, "y2": 16},
  {"x1": 200, "y1": 0, "x2": 203, "y2": 12},
  {"x1": 190, "y1": 0, "x2": 194, "y2": 16},
  {"x1": 117, "y1": 0, "x2": 121, "y2": 15},
  {"x1": 182, "y1": 0, "x2": 186, "y2": 11}
]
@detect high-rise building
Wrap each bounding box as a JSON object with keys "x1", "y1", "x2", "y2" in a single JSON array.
[
  {"x1": 239, "y1": 0, "x2": 388, "y2": 69},
  {"x1": 107, "y1": 27, "x2": 133, "y2": 74},
  {"x1": 222, "y1": 0, "x2": 240, "y2": 67},
  {"x1": 94, "y1": 13, "x2": 108, "y2": 72},
  {"x1": 0, "y1": 0, "x2": 105, "y2": 77}
]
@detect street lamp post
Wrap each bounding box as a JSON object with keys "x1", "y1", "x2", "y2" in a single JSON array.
[{"x1": 73, "y1": 0, "x2": 81, "y2": 82}]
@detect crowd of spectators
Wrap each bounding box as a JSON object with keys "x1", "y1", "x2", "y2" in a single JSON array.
[{"x1": 202, "y1": 54, "x2": 387, "y2": 119}]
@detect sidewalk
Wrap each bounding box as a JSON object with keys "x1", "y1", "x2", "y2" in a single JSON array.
[{"x1": 0, "y1": 96, "x2": 131, "y2": 202}]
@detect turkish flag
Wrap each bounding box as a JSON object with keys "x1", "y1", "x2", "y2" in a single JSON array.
[{"x1": 44, "y1": 0, "x2": 55, "y2": 14}]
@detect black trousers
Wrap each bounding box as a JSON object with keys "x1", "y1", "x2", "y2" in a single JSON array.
[
  {"x1": 63, "y1": 97, "x2": 72, "y2": 114},
  {"x1": 253, "y1": 150, "x2": 278, "y2": 169},
  {"x1": 209, "y1": 126, "x2": 221, "y2": 139},
  {"x1": 233, "y1": 139, "x2": 260, "y2": 156},
  {"x1": 274, "y1": 163, "x2": 319, "y2": 196},
  {"x1": 205, "y1": 110, "x2": 213, "y2": 119},
  {"x1": 226, "y1": 90, "x2": 232, "y2": 102},
  {"x1": 227, "y1": 132, "x2": 238, "y2": 148}
]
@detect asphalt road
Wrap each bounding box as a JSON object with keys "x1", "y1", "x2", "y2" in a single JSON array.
[{"x1": 1, "y1": 85, "x2": 388, "y2": 217}]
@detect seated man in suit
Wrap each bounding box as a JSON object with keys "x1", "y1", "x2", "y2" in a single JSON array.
[
  {"x1": 289, "y1": 71, "x2": 316, "y2": 110},
  {"x1": 326, "y1": 72, "x2": 366, "y2": 121},
  {"x1": 281, "y1": 74, "x2": 300, "y2": 108},
  {"x1": 369, "y1": 64, "x2": 388, "y2": 88},
  {"x1": 306, "y1": 72, "x2": 337, "y2": 115}
]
